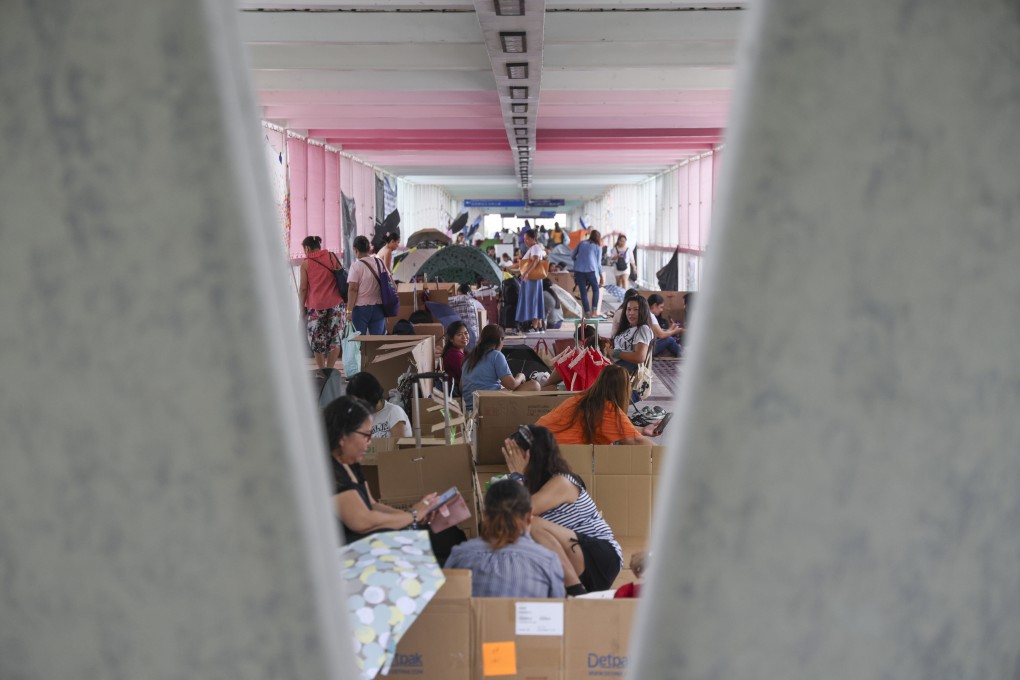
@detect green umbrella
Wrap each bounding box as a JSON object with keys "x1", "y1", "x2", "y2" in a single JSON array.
[{"x1": 418, "y1": 244, "x2": 503, "y2": 286}]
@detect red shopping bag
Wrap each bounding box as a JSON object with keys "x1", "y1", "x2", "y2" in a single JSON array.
[
  {"x1": 553, "y1": 346, "x2": 582, "y2": 390},
  {"x1": 565, "y1": 346, "x2": 610, "y2": 391}
]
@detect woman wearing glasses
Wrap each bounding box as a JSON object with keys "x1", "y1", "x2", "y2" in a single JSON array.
[
  {"x1": 325, "y1": 395, "x2": 464, "y2": 562},
  {"x1": 502, "y1": 424, "x2": 622, "y2": 595}
]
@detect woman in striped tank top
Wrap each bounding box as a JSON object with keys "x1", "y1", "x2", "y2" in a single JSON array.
[{"x1": 502, "y1": 425, "x2": 622, "y2": 595}]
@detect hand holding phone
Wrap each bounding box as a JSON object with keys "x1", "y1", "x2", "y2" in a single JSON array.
[
  {"x1": 651, "y1": 413, "x2": 672, "y2": 437},
  {"x1": 423, "y1": 486, "x2": 459, "y2": 517}
]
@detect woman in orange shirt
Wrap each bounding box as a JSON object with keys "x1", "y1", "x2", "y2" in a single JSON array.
[{"x1": 535, "y1": 365, "x2": 657, "y2": 445}]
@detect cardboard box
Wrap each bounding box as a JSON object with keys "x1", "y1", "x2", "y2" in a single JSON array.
[
  {"x1": 473, "y1": 598, "x2": 565, "y2": 680},
  {"x1": 356, "y1": 335, "x2": 435, "y2": 393},
  {"x1": 563, "y1": 600, "x2": 637, "y2": 680},
  {"x1": 386, "y1": 569, "x2": 472, "y2": 680},
  {"x1": 474, "y1": 463, "x2": 511, "y2": 503},
  {"x1": 471, "y1": 391, "x2": 578, "y2": 465},
  {"x1": 592, "y1": 445, "x2": 654, "y2": 538},
  {"x1": 377, "y1": 444, "x2": 478, "y2": 536},
  {"x1": 396, "y1": 282, "x2": 456, "y2": 314},
  {"x1": 653, "y1": 290, "x2": 688, "y2": 326},
  {"x1": 548, "y1": 271, "x2": 577, "y2": 297},
  {"x1": 559, "y1": 445, "x2": 594, "y2": 492},
  {"x1": 414, "y1": 323, "x2": 446, "y2": 347}
]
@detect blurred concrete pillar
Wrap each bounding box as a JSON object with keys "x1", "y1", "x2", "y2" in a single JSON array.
[
  {"x1": 634, "y1": 1, "x2": 1020, "y2": 678},
  {"x1": 0, "y1": 2, "x2": 353, "y2": 679}
]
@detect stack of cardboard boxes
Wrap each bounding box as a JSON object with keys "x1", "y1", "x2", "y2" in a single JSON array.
[
  {"x1": 358, "y1": 392, "x2": 659, "y2": 679},
  {"x1": 388, "y1": 570, "x2": 638, "y2": 680}
]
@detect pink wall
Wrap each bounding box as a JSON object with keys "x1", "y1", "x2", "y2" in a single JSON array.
[
  {"x1": 287, "y1": 137, "x2": 378, "y2": 259},
  {"x1": 287, "y1": 137, "x2": 307, "y2": 259}
]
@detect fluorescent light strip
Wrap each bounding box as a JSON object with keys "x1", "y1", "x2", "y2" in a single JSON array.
[
  {"x1": 494, "y1": 0, "x2": 524, "y2": 16},
  {"x1": 499, "y1": 32, "x2": 527, "y2": 54},
  {"x1": 506, "y1": 63, "x2": 529, "y2": 80},
  {"x1": 510, "y1": 87, "x2": 528, "y2": 100}
]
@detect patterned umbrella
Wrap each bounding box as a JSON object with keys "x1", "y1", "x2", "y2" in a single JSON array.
[
  {"x1": 340, "y1": 530, "x2": 445, "y2": 680},
  {"x1": 418, "y1": 244, "x2": 503, "y2": 286},
  {"x1": 392, "y1": 247, "x2": 440, "y2": 282},
  {"x1": 406, "y1": 229, "x2": 451, "y2": 249}
]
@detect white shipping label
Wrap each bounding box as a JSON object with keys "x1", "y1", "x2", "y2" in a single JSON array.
[{"x1": 515, "y1": 602, "x2": 564, "y2": 636}]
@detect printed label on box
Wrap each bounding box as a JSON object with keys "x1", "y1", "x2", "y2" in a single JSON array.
[
  {"x1": 515, "y1": 602, "x2": 564, "y2": 636},
  {"x1": 482, "y1": 641, "x2": 517, "y2": 676}
]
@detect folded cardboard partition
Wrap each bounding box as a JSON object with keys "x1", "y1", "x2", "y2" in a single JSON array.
[
  {"x1": 548, "y1": 271, "x2": 576, "y2": 297},
  {"x1": 563, "y1": 599, "x2": 638, "y2": 680},
  {"x1": 650, "y1": 445, "x2": 667, "y2": 516},
  {"x1": 356, "y1": 335, "x2": 435, "y2": 393},
  {"x1": 397, "y1": 436, "x2": 466, "y2": 448},
  {"x1": 591, "y1": 445, "x2": 654, "y2": 538},
  {"x1": 358, "y1": 437, "x2": 399, "y2": 498},
  {"x1": 396, "y1": 282, "x2": 455, "y2": 313},
  {"x1": 410, "y1": 396, "x2": 466, "y2": 433},
  {"x1": 377, "y1": 443, "x2": 478, "y2": 536},
  {"x1": 473, "y1": 598, "x2": 565, "y2": 680},
  {"x1": 472, "y1": 391, "x2": 578, "y2": 464},
  {"x1": 385, "y1": 569, "x2": 472, "y2": 680},
  {"x1": 559, "y1": 445, "x2": 594, "y2": 491},
  {"x1": 473, "y1": 463, "x2": 510, "y2": 504}
]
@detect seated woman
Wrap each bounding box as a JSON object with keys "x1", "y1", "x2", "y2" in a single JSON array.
[
  {"x1": 440, "y1": 320, "x2": 469, "y2": 395},
  {"x1": 611, "y1": 295, "x2": 653, "y2": 374},
  {"x1": 445, "y1": 480, "x2": 566, "y2": 598},
  {"x1": 502, "y1": 425, "x2": 623, "y2": 595},
  {"x1": 345, "y1": 372, "x2": 410, "y2": 440},
  {"x1": 325, "y1": 395, "x2": 464, "y2": 563},
  {"x1": 536, "y1": 365, "x2": 657, "y2": 445},
  {"x1": 646, "y1": 293, "x2": 682, "y2": 358},
  {"x1": 460, "y1": 324, "x2": 541, "y2": 411}
]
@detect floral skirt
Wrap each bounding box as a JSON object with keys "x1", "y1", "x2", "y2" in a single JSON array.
[{"x1": 307, "y1": 305, "x2": 343, "y2": 355}]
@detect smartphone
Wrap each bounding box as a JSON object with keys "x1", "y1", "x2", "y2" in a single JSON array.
[
  {"x1": 424, "y1": 486, "x2": 459, "y2": 516},
  {"x1": 651, "y1": 413, "x2": 672, "y2": 437}
]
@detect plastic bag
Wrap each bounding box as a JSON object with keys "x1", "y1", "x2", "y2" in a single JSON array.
[{"x1": 341, "y1": 322, "x2": 361, "y2": 377}]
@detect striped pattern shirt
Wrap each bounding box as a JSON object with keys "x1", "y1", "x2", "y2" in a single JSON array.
[
  {"x1": 541, "y1": 474, "x2": 623, "y2": 563},
  {"x1": 445, "y1": 535, "x2": 565, "y2": 598}
]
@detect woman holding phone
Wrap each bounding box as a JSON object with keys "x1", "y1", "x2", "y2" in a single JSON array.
[{"x1": 325, "y1": 395, "x2": 465, "y2": 563}]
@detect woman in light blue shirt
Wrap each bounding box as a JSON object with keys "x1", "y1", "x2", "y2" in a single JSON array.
[
  {"x1": 572, "y1": 229, "x2": 604, "y2": 316},
  {"x1": 460, "y1": 324, "x2": 541, "y2": 410}
]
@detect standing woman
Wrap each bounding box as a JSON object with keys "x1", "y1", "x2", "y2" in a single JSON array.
[
  {"x1": 611, "y1": 235, "x2": 635, "y2": 288},
  {"x1": 299, "y1": 235, "x2": 345, "y2": 369},
  {"x1": 502, "y1": 425, "x2": 622, "y2": 595},
  {"x1": 377, "y1": 232, "x2": 400, "y2": 272},
  {"x1": 345, "y1": 235, "x2": 386, "y2": 336},
  {"x1": 515, "y1": 228, "x2": 547, "y2": 333},
  {"x1": 572, "y1": 229, "x2": 603, "y2": 317},
  {"x1": 611, "y1": 295, "x2": 653, "y2": 375}
]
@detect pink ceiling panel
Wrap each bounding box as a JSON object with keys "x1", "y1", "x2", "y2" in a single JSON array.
[
  {"x1": 258, "y1": 90, "x2": 502, "y2": 106},
  {"x1": 351, "y1": 151, "x2": 514, "y2": 167}
]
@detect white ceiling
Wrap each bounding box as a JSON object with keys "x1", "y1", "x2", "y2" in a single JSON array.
[{"x1": 239, "y1": 0, "x2": 747, "y2": 209}]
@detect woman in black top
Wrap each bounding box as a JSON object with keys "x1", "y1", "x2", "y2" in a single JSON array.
[{"x1": 325, "y1": 396, "x2": 465, "y2": 561}]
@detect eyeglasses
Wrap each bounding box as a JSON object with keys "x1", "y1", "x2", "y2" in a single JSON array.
[{"x1": 350, "y1": 430, "x2": 373, "y2": 440}]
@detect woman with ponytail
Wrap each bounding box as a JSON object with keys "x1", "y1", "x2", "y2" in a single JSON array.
[
  {"x1": 459, "y1": 324, "x2": 540, "y2": 411},
  {"x1": 445, "y1": 480, "x2": 565, "y2": 598}
]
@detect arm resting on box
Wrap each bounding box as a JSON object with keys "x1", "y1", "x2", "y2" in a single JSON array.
[{"x1": 334, "y1": 490, "x2": 437, "y2": 533}]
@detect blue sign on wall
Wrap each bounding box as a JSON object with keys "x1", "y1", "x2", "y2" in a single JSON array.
[
  {"x1": 463, "y1": 198, "x2": 565, "y2": 209},
  {"x1": 463, "y1": 199, "x2": 526, "y2": 208}
]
